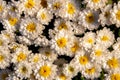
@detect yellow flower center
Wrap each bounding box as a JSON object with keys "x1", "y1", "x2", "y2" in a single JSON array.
[
  {"x1": 41, "y1": 13, "x2": 46, "y2": 20},
  {"x1": 0, "y1": 5, "x2": 3, "y2": 12},
  {"x1": 56, "y1": 37, "x2": 67, "y2": 48},
  {"x1": 116, "y1": 10, "x2": 120, "y2": 21},
  {"x1": 59, "y1": 74, "x2": 66, "y2": 80},
  {"x1": 71, "y1": 42, "x2": 79, "y2": 53},
  {"x1": 53, "y1": 2, "x2": 61, "y2": 10},
  {"x1": 26, "y1": 23, "x2": 36, "y2": 32},
  {"x1": 58, "y1": 22, "x2": 68, "y2": 30},
  {"x1": 67, "y1": 3, "x2": 75, "y2": 15},
  {"x1": 87, "y1": 38, "x2": 94, "y2": 44},
  {"x1": 20, "y1": 66, "x2": 28, "y2": 74},
  {"x1": 41, "y1": 0, "x2": 48, "y2": 8},
  {"x1": 79, "y1": 56, "x2": 88, "y2": 65},
  {"x1": 17, "y1": 52, "x2": 27, "y2": 62},
  {"x1": 92, "y1": 0, "x2": 99, "y2": 3},
  {"x1": 111, "y1": 74, "x2": 120, "y2": 80},
  {"x1": 0, "y1": 55, "x2": 4, "y2": 62},
  {"x1": 85, "y1": 67, "x2": 95, "y2": 74},
  {"x1": 101, "y1": 35, "x2": 109, "y2": 41},
  {"x1": 105, "y1": 11, "x2": 110, "y2": 18},
  {"x1": 33, "y1": 56, "x2": 39, "y2": 63},
  {"x1": 95, "y1": 49, "x2": 102, "y2": 57},
  {"x1": 45, "y1": 51, "x2": 51, "y2": 57},
  {"x1": 39, "y1": 65, "x2": 51, "y2": 78},
  {"x1": 8, "y1": 17, "x2": 18, "y2": 26},
  {"x1": 25, "y1": 0, "x2": 35, "y2": 9},
  {"x1": 68, "y1": 66, "x2": 74, "y2": 73},
  {"x1": 85, "y1": 13, "x2": 94, "y2": 23},
  {"x1": 107, "y1": 58, "x2": 119, "y2": 68},
  {"x1": 0, "y1": 40, "x2": 3, "y2": 46}
]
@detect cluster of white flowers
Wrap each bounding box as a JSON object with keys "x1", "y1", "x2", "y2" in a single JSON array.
[{"x1": 1, "y1": 0, "x2": 120, "y2": 80}]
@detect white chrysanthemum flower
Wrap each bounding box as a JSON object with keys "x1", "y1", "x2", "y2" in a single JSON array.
[
  {"x1": 34, "y1": 35, "x2": 49, "y2": 47},
  {"x1": 54, "y1": 18, "x2": 73, "y2": 32},
  {"x1": 99, "y1": 4, "x2": 112, "y2": 26},
  {"x1": 81, "y1": 63, "x2": 102, "y2": 79},
  {"x1": 16, "y1": 36, "x2": 33, "y2": 45},
  {"x1": 110, "y1": 2, "x2": 120, "y2": 27},
  {"x1": 36, "y1": 8, "x2": 53, "y2": 25},
  {"x1": 0, "y1": 48, "x2": 11, "y2": 69},
  {"x1": 19, "y1": 17, "x2": 45, "y2": 40},
  {"x1": 2, "y1": 13, "x2": 20, "y2": 32},
  {"x1": 28, "y1": 53, "x2": 44, "y2": 68},
  {"x1": 103, "y1": 51, "x2": 120, "y2": 73},
  {"x1": 12, "y1": 45, "x2": 31, "y2": 63},
  {"x1": 90, "y1": 44, "x2": 110, "y2": 65},
  {"x1": 34, "y1": 61, "x2": 57, "y2": 80},
  {"x1": 79, "y1": 10, "x2": 100, "y2": 30},
  {"x1": 39, "y1": 47, "x2": 58, "y2": 62},
  {"x1": 96, "y1": 27, "x2": 115, "y2": 49},
  {"x1": 73, "y1": 50, "x2": 91, "y2": 71},
  {"x1": 0, "y1": 0, "x2": 7, "y2": 20},
  {"x1": 81, "y1": 32, "x2": 96, "y2": 50},
  {"x1": 59, "y1": 0, "x2": 79, "y2": 20},
  {"x1": 84, "y1": 0, "x2": 108, "y2": 10},
  {"x1": 113, "y1": 37, "x2": 120, "y2": 51},
  {"x1": 0, "y1": 69, "x2": 11, "y2": 80},
  {"x1": 17, "y1": 0, "x2": 41, "y2": 16},
  {"x1": 62, "y1": 62, "x2": 79, "y2": 79},
  {"x1": 15, "y1": 61, "x2": 32, "y2": 79},
  {"x1": 50, "y1": 30, "x2": 74, "y2": 55},
  {"x1": 1, "y1": 30, "x2": 15, "y2": 43}
]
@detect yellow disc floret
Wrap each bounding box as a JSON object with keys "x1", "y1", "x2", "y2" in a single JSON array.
[
  {"x1": 95, "y1": 49, "x2": 102, "y2": 57},
  {"x1": 85, "y1": 67, "x2": 95, "y2": 74},
  {"x1": 39, "y1": 65, "x2": 51, "y2": 78},
  {"x1": 0, "y1": 55, "x2": 4, "y2": 62},
  {"x1": 58, "y1": 22, "x2": 68, "y2": 30},
  {"x1": 85, "y1": 13, "x2": 94, "y2": 23},
  {"x1": 79, "y1": 56, "x2": 88, "y2": 65},
  {"x1": 26, "y1": 23, "x2": 36, "y2": 32},
  {"x1": 107, "y1": 58, "x2": 119, "y2": 69},
  {"x1": 101, "y1": 35, "x2": 109, "y2": 41},
  {"x1": 67, "y1": 3, "x2": 75, "y2": 15},
  {"x1": 116, "y1": 10, "x2": 120, "y2": 21},
  {"x1": 111, "y1": 73, "x2": 120, "y2": 80},
  {"x1": 8, "y1": 17, "x2": 18, "y2": 26},
  {"x1": 25, "y1": 0, "x2": 35, "y2": 9},
  {"x1": 17, "y1": 52, "x2": 27, "y2": 62},
  {"x1": 56, "y1": 37, "x2": 67, "y2": 48},
  {"x1": 92, "y1": 0, "x2": 99, "y2": 3}
]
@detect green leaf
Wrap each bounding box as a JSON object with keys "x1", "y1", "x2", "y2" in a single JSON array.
[
  {"x1": 118, "y1": 29, "x2": 120, "y2": 37},
  {"x1": 107, "y1": 0, "x2": 113, "y2": 4}
]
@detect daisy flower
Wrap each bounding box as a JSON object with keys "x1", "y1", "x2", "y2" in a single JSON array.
[
  {"x1": 50, "y1": 30, "x2": 74, "y2": 55},
  {"x1": 59, "y1": 0, "x2": 80, "y2": 20},
  {"x1": 84, "y1": 0, "x2": 108, "y2": 11},
  {"x1": 81, "y1": 31, "x2": 96, "y2": 50},
  {"x1": 96, "y1": 27, "x2": 115, "y2": 49},
  {"x1": 14, "y1": 61, "x2": 32, "y2": 79},
  {"x1": 54, "y1": 18, "x2": 73, "y2": 32},
  {"x1": 110, "y1": 2, "x2": 120, "y2": 27},
  {"x1": 39, "y1": 47, "x2": 58, "y2": 62},
  {"x1": 81, "y1": 63, "x2": 102, "y2": 79},
  {"x1": 99, "y1": 4, "x2": 112, "y2": 26},
  {"x1": 12, "y1": 45, "x2": 31, "y2": 63},
  {"x1": 19, "y1": 17, "x2": 45, "y2": 40},
  {"x1": 34, "y1": 61, "x2": 57, "y2": 80},
  {"x1": 17, "y1": 0, "x2": 41, "y2": 17},
  {"x1": 36, "y1": 8, "x2": 53, "y2": 25},
  {"x1": 79, "y1": 9, "x2": 100, "y2": 30},
  {"x1": 0, "y1": 48, "x2": 11, "y2": 69},
  {"x1": 0, "y1": 69, "x2": 11, "y2": 80}
]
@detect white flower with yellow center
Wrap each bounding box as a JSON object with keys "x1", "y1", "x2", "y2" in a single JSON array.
[
  {"x1": 59, "y1": 0, "x2": 79, "y2": 20},
  {"x1": 17, "y1": 0, "x2": 41, "y2": 16},
  {"x1": 81, "y1": 63, "x2": 102, "y2": 79},
  {"x1": 12, "y1": 45, "x2": 31, "y2": 63},
  {"x1": 96, "y1": 27, "x2": 115, "y2": 49},
  {"x1": 99, "y1": 4, "x2": 112, "y2": 26},
  {"x1": 36, "y1": 8, "x2": 53, "y2": 25},
  {"x1": 79, "y1": 10, "x2": 100, "y2": 30},
  {"x1": 20, "y1": 18, "x2": 44, "y2": 40},
  {"x1": 54, "y1": 18, "x2": 73, "y2": 32},
  {"x1": 90, "y1": 44, "x2": 109, "y2": 64},
  {"x1": 84, "y1": 0, "x2": 108, "y2": 10},
  {"x1": 50, "y1": 30, "x2": 74, "y2": 55},
  {"x1": 15, "y1": 61, "x2": 32, "y2": 79},
  {"x1": 110, "y1": 2, "x2": 120, "y2": 27},
  {"x1": 39, "y1": 47, "x2": 58, "y2": 62},
  {"x1": 0, "y1": 48, "x2": 11, "y2": 69},
  {"x1": 81, "y1": 32, "x2": 96, "y2": 50},
  {"x1": 34, "y1": 61, "x2": 57, "y2": 80}
]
